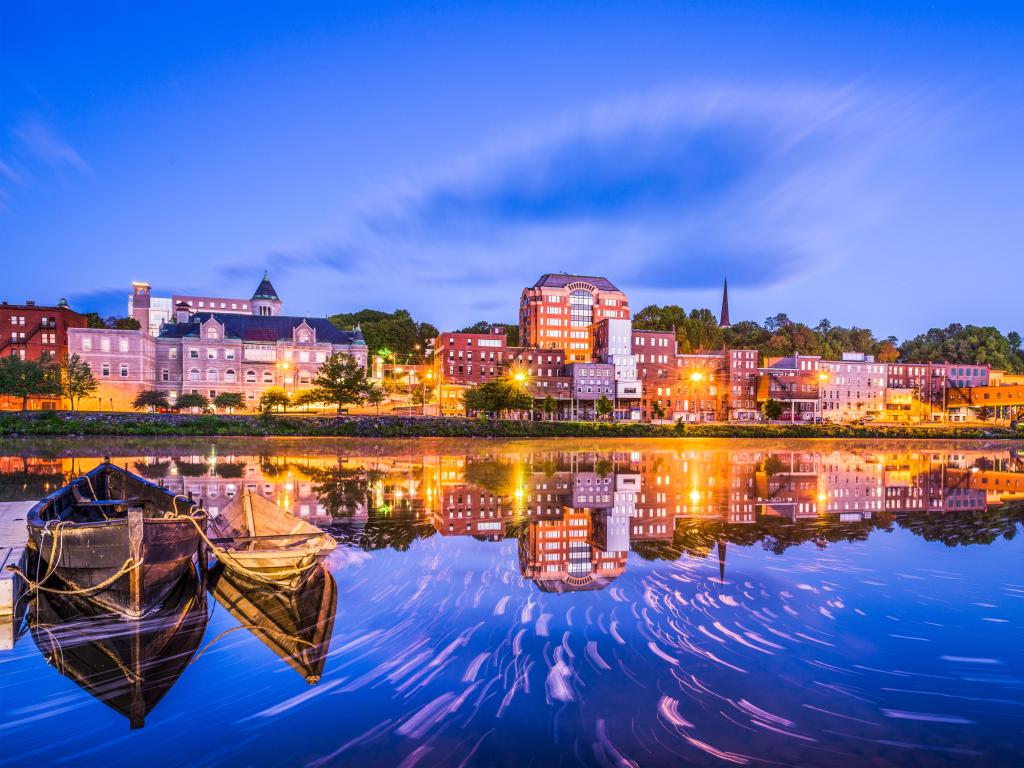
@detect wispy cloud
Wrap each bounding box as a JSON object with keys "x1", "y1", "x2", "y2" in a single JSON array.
[
  {"x1": 239, "y1": 82, "x2": 927, "y2": 322},
  {"x1": 13, "y1": 116, "x2": 90, "y2": 173}
]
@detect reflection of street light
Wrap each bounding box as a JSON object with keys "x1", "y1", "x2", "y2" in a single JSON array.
[
  {"x1": 689, "y1": 370, "x2": 704, "y2": 422},
  {"x1": 514, "y1": 372, "x2": 526, "y2": 383}
]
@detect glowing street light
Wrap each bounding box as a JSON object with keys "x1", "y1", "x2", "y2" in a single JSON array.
[{"x1": 689, "y1": 371, "x2": 704, "y2": 383}]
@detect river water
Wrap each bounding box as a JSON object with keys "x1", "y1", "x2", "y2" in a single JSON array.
[{"x1": 1, "y1": 437, "x2": 1022, "y2": 767}]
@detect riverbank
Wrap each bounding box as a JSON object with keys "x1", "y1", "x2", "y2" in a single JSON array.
[{"x1": 0, "y1": 411, "x2": 1020, "y2": 439}]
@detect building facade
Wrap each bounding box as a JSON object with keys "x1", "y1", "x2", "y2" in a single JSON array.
[
  {"x1": 520, "y1": 274, "x2": 630, "y2": 362},
  {"x1": 0, "y1": 299, "x2": 87, "y2": 410},
  {"x1": 74, "y1": 275, "x2": 366, "y2": 410},
  {"x1": 820, "y1": 353, "x2": 887, "y2": 422}
]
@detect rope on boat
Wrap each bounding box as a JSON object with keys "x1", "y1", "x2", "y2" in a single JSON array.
[
  {"x1": 167, "y1": 494, "x2": 320, "y2": 588},
  {"x1": 189, "y1": 622, "x2": 315, "y2": 666},
  {"x1": 7, "y1": 557, "x2": 141, "y2": 597}
]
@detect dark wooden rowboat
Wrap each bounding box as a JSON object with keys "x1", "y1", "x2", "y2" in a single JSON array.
[
  {"x1": 26, "y1": 461, "x2": 207, "y2": 619},
  {"x1": 28, "y1": 564, "x2": 208, "y2": 729},
  {"x1": 207, "y1": 562, "x2": 337, "y2": 683}
]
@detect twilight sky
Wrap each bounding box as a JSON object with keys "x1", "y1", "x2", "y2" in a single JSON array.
[{"x1": 2, "y1": 1, "x2": 1022, "y2": 339}]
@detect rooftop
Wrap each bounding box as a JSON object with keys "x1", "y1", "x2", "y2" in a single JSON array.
[
  {"x1": 159, "y1": 313, "x2": 364, "y2": 345},
  {"x1": 251, "y1": 271, "x2": 281, "y2": 302},
  {"x1": 531, "y1": 273, "x2": 622, "y2": 292}
]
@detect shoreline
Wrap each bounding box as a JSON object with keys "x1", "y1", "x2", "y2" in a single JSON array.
[{"x1": 1, "y1": 411, "x2": 1020, "y2": 440}]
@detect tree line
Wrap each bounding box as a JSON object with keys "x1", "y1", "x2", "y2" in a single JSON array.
[
  {"x1": 632, "y1": 304, "x2": 1024, "y2": 372},
  {"x1": 0, "y1": 354, "x2": 98, "y2": 410}
]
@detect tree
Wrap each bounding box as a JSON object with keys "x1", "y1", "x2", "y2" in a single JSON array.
[
  {"x1": 312, "y1": 353, "x2": 368, "y2": 413},
  {"x1": 900, "y1": 324, "x2": 1024, "y2": 373},
  {"x1": 363, "y1": 382, "x2": 387, "y2": 415},
  {"x1": 454, "y1": 322, "x2": 519, "y2": 346},
  {"x1": 650, "y1": 401, "x2": 666, "y2": 420},
  {"x1": 176, "y1": 393, "x2": 210, "y2": 412},
  {"x1": 543, "y1": 395, "x2": 557, "y2": 421},
  {"x1": 60, "y1": 353, "x2": 98, "y2": 410},
  {"x1": 133, "y1": 390, "x2": 170, "y2": 412},
  {"x1": 462, "y1": 379, "x2": 531, "y2": 418},
  {"x1": 595, "y1": 395, "x2": 613, "y2": 421},
  {"x1": 411, "y1": 383, "x2": 433, "y2": 407},
  {"x1": 876, "y1": 339, "x2": 900, "y2": 363},
  {"x1": 108, "y1": 316, "x2": 141, "y2": 330},
  {"x1": 259, "y1": 387, "x2": 291, "y2": 413},
  {"x1": 761, "y1": 399, "x2": 785, "y2": 421},
  {"x1": 311, "y1": 354, "x2": 368, "y2": 415},
  {"x1": 0, "y1": 355, "x2": 61, "y2": 410},
  {"x1": 213, "y1": 392, "x2": 245, "y2": 413},
  {"x1": 83, "y1": 312, "x2": 107, "y2": 329},
  {"x1": 290, "y1": 388, "x2": 325, "y2": 410},
  {"x1": 327, "y1": 309, "x2": 438, "y2": 362}
]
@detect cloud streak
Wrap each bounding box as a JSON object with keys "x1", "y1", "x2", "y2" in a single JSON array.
[{"x1": 239, "y1": 82, "x2": 925, "y2": 324}]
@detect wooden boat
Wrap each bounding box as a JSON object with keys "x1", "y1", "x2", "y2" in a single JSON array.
[
  {"x1": 208, "y1": 562, "x2": 337, "y2": 683},
  {"x1": 25, "y1": 461, "x2": 207, "y2": 619},
  {"x1": 28, "y1": 564, "x2": 208, "y2": 729},
  {"x1": 206, "y1": 489, "x2": 336, "y2": 590}
]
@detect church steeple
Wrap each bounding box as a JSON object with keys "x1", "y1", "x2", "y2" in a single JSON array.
[{"x1": 718, "y1": 278, "x2": 731, "y2": 329}]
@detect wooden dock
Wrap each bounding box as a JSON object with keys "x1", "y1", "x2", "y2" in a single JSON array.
[{"x1": 1, "y1": 501, "x2": 33, "y2": 651}]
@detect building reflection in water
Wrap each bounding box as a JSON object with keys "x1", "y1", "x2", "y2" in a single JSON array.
[{"x1": 2, "y1": 444, "x2": 1023, "y2": 593}]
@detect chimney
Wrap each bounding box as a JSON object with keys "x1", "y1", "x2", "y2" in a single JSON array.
[{"x1": 26, "y1": 300, "x2": 35, "y2": 306}]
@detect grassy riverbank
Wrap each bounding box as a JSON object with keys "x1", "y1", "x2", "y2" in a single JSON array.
[{"x1": 0, "y1": 411, "x2": 1020, "y2": 439}]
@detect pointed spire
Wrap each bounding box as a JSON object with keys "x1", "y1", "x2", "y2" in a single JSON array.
[
  {"x1": 717, "y1": 539, "x2": 727, "y2": 583},
  {"x1": 718, "y1": 278, "x2": 731, "y2": 328}
]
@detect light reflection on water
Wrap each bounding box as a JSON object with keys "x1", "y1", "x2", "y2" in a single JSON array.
[{"x1": 1, "y1": 438, "x2": 1023, "y2": 767}]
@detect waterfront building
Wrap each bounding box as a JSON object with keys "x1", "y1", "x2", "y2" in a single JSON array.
[
  {"x1": 565, "y1": 362, "x2": 616, "y2": 419},
  {"x1": 758, "y1": 354, "x2": 823, "y2": 422},
  {"x1": 591, "y1": 318, "x2": 642, "y2": 419},
  {"x1": 71, "y1": 274, "x2": 366, "y2": 410},
  {"x1": 820, "y1": 352, "x2": 887, "y2": 423},
  {"x1": 0, "y1": 298, "x2": 87, "y2": 410},
  {"x1": 519, "y1": 274, "x2": 630, "y2": 363}
]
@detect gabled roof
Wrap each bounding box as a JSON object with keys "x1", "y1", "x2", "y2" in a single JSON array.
[
  {"x1": 531, "y1": 273, "x2": 621, "y2": 292},
  {"x1": 251, "y1": 271, "x2": 281, "y2": 301},
  {"x1": 159, "y1": 313, "x2": 364, "y2": 345}
]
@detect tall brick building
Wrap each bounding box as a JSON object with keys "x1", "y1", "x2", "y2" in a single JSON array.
[{"x1": 519, "y1": 274, "x2": 629, "y2": 363}]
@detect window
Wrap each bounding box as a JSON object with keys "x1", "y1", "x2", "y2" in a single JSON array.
[
  {"x1": 224, "y1": 369, "x2": 236, "y2": 383},
  {"x1": 298, "y1": 370, "x2": 311, "y2": 385},
  {"x1": 189, "y1": 368, "x2": 200, "y2": 382},
  {"x1": 119, "y1": 338, "x2": 129, "y2": 352},
  {"x1": 120, "y1": 364, "x2": 129, "y2": 377},
  {"x1": 206, "y1": 369, "x2": 218, "y2": 382},
  {"x1": 207, "y1": 329, "x2": 218, "y2": 339},
  {"x1": 262, "y1": 371, "x2": 273, "y2": 383},
  {"x1": 82, "y1": 337, "x2": 92, "y2": 351},
  {"x1": 169, "y1": 348, "x2": 178, "y2": 359},
  {"x1": 101, "y1": 363, "x2": 110, "y2": 377},
  {"x1": 208, "y1": 349, "x2": 217, "y2": 359},
  {"x1": 245, "y1": 370, "x2": 256, "y2": 383},
  {"x1": 100, "y1": 337, "x2": 111, "y2": 352},
  {"x1": 570, "y1": 289, "x2": 594, "y2": 327},
  {"x1": 224, "y1": 350, "x2": 235, "y2": 360},
  {"x1": 161, "y1": 369, "x2": 169, "y2": 381},
  {"x1": 189, "y1": 349, "x2": 199, "y2": 359}
]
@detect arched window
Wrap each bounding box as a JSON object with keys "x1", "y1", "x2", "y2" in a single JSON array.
[
  {"x1": 224, "y1": 369, "x2": 236, "y2": 383},
  {"x1": 298, "y1": 370, "x2": 311, "y2": 385},
  {"x1": 569, "y1": 289, "x2": 594, "y2": 327},
  {"x1": 206, "y1": 369, "x2": 218, "y2": 382},
  {"x1": 262, "y1": 371, "x2": 274, "y2": 383},
  {"x1": 245, "y1": 369, "x2": 256, "y2": 383},
  {"x1": 189, "y1": 368, "x2": 200, "y2": 382}
]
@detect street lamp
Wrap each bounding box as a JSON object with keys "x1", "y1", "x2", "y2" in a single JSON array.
[{"x1": 689, "y1": 370, "x2": 704, "y2": 422}]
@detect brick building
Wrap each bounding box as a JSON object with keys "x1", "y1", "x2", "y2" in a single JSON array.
[
  {"x1": 820, "y1": 353, "x2": 888, "y2": 422},
  {"x1": 519, "y1": 274, "x2": 630, "y2": 362},
  {"x1": 0, "y1": 299, "x2": 87, "y2": 410}
]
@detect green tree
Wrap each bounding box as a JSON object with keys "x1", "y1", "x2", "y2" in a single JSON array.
[
  {"x1": 900, "y1": 324, "x2": 1024, "y2": 373},
  {"x1": 108, "y1": 316, "x2": 141, "y2": 330},
  {"x1": 362, "y1": 382, "x2": 387, "y2": 415},
  {"x1": 259, "y1": 387, "x2": 291, "y2": 413},
  {"x1": 312, "y1": 353, "x2": 367, "y2": 413},
  {"x1": 290, "y1": 388, "x2": 326, "y2": 410},
  {"x1": 543, "y1": 395, "x2": 557, "y2": 421},
  {"x1": 60, "y1": 353, "x2": 98, "y2": 410},
  {"x1": 761, "y1": 399, "x2": 785, "y2": 421},
  {"x1": 0, "y1": 356, "x2": 61, "y2": 410},
  {"x1": 454, "y1": 322, "x2": 519, "y2": 346},
  {"x1": 83, "y1": 312, "x2": 107, "y2": 329},
  {"x1": 595, "y1": 394, "x2": 613, "y2": 421},
  {"x1": 133, "y1": 390, "x2": 170, "y2": 411},
  {"x1": 176, "y1": 392, "x2": 210, "y2": 412},
  {"x1": 213, "y1": 392, "x2": 245, "y2": 412},
  {"x1": 327, "y1": 309, "x2": 438, "y2": 362},
  {"x1": 411, "y1": 383, "x2": 433, "y2": 407},
  {"x1": 650, "y1": 401, "x2": 666, "y2": 420}
]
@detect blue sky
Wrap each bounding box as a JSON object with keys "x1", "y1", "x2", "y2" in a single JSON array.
[{"x1": 2, "y1": 1, "x2": 1022, "y2": 337}]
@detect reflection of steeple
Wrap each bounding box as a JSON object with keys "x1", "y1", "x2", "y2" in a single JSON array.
[
  {"x1": 719, "y1": 278, "x2": 731, "y2": 329},
  {"x1": 717, "y1": 539, "x2": 726, "y2": 583}
]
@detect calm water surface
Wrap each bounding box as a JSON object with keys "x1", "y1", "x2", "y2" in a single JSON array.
[{"x1": 1, "y1": 437, "x2": 1023, "y2": 767}]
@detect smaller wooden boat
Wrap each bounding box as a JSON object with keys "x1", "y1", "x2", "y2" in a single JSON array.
[
  {"x1": 206, "y1": 489, "x2": 336, "y2": 590},
  {"x1": 23, "y1": 462, "x2": 207, "y2": 619},
  {"x1": 28, "y1": 563, "x2": 208, "y2": 729},
  {"x1": 208, "y1": 562, "x2": 337, "y2": 683}
]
